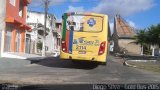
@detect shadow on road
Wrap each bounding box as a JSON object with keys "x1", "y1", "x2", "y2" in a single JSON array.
[{"x1": 29, "y1": 57, "x2": 99, "y2": 70}]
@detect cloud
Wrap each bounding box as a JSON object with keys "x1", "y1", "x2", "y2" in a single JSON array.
[
  {"x1": 66, "y1": 6, "x2": 85, "y2": 12},
  {"x1": 127, "y1": 20, "x2": 136, "y2": 28},
  {"x1": 91, "y1": 0, "x2": 155, "y2": 18},
  {"x1": 65, "y1": 0, "x2": 155, "y2": 20}
]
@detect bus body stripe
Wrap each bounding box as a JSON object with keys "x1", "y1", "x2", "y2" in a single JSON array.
[
  {"x1": 66, "y1": 30, "x2": 70, "y2": 53},
  {"x1": 69, "y1": 31, "x2": 73, "y2": 54},
  {"x1": 62, "y1": 13, "x2": 67, "y2": 40}
]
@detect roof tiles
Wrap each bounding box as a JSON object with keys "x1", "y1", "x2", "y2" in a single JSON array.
[{"x1": 115, "y1": 15, "x2": 136, "y2": 38}]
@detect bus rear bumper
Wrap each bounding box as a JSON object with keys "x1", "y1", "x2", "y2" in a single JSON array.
[{"x1": 60, "y1": 51, "x2": 106, "y2": 63}]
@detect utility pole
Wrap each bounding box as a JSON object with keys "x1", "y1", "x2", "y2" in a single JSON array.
[{"x1": 42, "y1": 0, "x2": 49, "y2": 56}]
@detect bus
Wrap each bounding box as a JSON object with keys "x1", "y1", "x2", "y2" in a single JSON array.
[{"x1": 60, "y1": 12, "x2": 110, "y2": 65}]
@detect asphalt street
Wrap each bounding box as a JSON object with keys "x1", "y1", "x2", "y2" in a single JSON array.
[{"x1": 0, "y1": 55, "x2": 160, "y2": 85}]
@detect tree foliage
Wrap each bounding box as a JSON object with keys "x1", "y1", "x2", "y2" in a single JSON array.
[
  {"x1": 135, "y1": 24, "x2": 160, "y2": 47},
  {"x1": 133, "y1": 24, "x2": 160, "y2": 55},
  {"x1": 147, "y1": 24, "x2": 160, "y2": 46},
  {"x1": 134, "y1": 30, "x2": 148, "y2": 46},
  {"x1": 37, "y1": 41, "x2": 42, "y2": 50}
]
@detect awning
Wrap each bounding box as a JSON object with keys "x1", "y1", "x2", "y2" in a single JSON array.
[
  {"x1": 20, "y1": 24, "x2": 31, "y2": 31},
  {"x1": 6, "y1": 17, "x2": 31, "y2": 31}
]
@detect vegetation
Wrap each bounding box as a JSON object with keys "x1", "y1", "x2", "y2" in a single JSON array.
[
  {"x1": 128, "y1": 61, "x2": 160, "y2": 73},
  {"x1": 37, "y1": 41, "x2": 42, "y2": 50},
  {"x1": 147, "y1": 24, "x2": 160, "y2": 46},
  {"x1": 134, "y1": 24, "x2": 160, "y2": 56}
]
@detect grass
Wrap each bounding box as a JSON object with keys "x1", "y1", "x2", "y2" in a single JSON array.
[{"x1": 128, "y1": 61, "x2": 160, "y2": 73}]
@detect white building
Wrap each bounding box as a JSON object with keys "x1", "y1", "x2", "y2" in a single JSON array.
[{"x1": 26, "y1": 11, "x2": 58, "y2": 56}]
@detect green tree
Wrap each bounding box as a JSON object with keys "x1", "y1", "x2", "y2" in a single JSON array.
[
  {"x1": 148, "y1": 24, "x2": 160, "y2": 46},
  {"x1": 134, "y1": 30, "x2": 148, "y2": 55},
  {"x1": 133, "y1": 24, "x2": 160, "y2": 56},
  {"x1": 147, "y1": 24, "x2": 160, "y2": 56},
  {"x1": 37, "y1": 41, "x2": 42, "y2": 51}
]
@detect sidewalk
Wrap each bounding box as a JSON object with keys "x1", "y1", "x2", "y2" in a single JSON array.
[
  {"x1": 0, "y1": 58, "x2": 31, "y2": 69},
  {"x1": 1, "y1": 52, "x2": 45, "y2": 60}
]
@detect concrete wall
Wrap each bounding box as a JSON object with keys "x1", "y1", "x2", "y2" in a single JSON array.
[
  {"x1": 0, "y1": 0, "x2": 6, "y2": 55},
  {"x1": 118, "y1": 39, "x2": 141, "y2": 55},
  {"x1": 113, "y1": 37, "x2": 141, "y2": 55}
]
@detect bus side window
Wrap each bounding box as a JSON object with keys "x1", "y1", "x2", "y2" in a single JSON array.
[{"x1": 68, "y1": 21, "x2": 76, "y2": 31}]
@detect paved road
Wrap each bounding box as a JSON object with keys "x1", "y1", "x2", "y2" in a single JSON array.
[{"x1": 0, "y1": 55, "x2": 160, "y2": 84}]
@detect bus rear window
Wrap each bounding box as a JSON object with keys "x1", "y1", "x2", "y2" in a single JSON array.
[{"x1": 66, "y1": 15, "x2": 103, "y2": 32}]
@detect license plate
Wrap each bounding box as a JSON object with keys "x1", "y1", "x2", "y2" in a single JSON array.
[{"x1": 78, "y1": 51, "x2": 86, "y2": 54}]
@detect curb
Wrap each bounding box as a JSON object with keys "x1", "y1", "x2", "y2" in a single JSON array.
[
  {"x1": 123, "y1": 60, "x2": 137, "y2": 68},
  {"x1": 123, "y1": 59, "x2": 158, "y2": 68}
]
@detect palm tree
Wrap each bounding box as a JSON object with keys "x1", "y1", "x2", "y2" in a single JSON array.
[
  {"x1": 133, "y1": 30, "x2": 148, "y2": 55},
  {"x1": 147, "y1": 24, "x2": 160, "y2": 56},
  {"x1": 133, "y1": 24, "x2": 160, "y2": 56}
]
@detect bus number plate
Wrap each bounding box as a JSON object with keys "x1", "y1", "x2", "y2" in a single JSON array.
[{"x1": 76, "y1": 45, "x2": 86, "y2": 50}]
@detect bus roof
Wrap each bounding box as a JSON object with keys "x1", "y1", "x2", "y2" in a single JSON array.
[{"x1": 65, "y1": 12, "x2": 107, "y2": 17}]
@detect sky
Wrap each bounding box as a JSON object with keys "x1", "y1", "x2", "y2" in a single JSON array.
[{"x1": 28, "y1": 0, "x2": 160, "y2": 31}]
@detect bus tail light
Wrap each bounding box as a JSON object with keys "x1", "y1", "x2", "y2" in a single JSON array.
[
  {"x1": 98, "y1": 41, "x2": 106, "y2": 55},
  {"x1": 61, "y1": 40, "x2": 67, "y2": 52}
]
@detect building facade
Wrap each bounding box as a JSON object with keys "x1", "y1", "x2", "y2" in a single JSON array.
[
  {"x1": 26, "y1": 11, "x2": 57, "y2": 55},
  {"x1": 112, "y1": 15, "x2": 141, "y2": 55},
  {"x1": 0, "y1": 0, "x2": 31, "y2": 57},
  {"x1": 54, "y1": 22, "x2": 62, "y2": 55}
]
